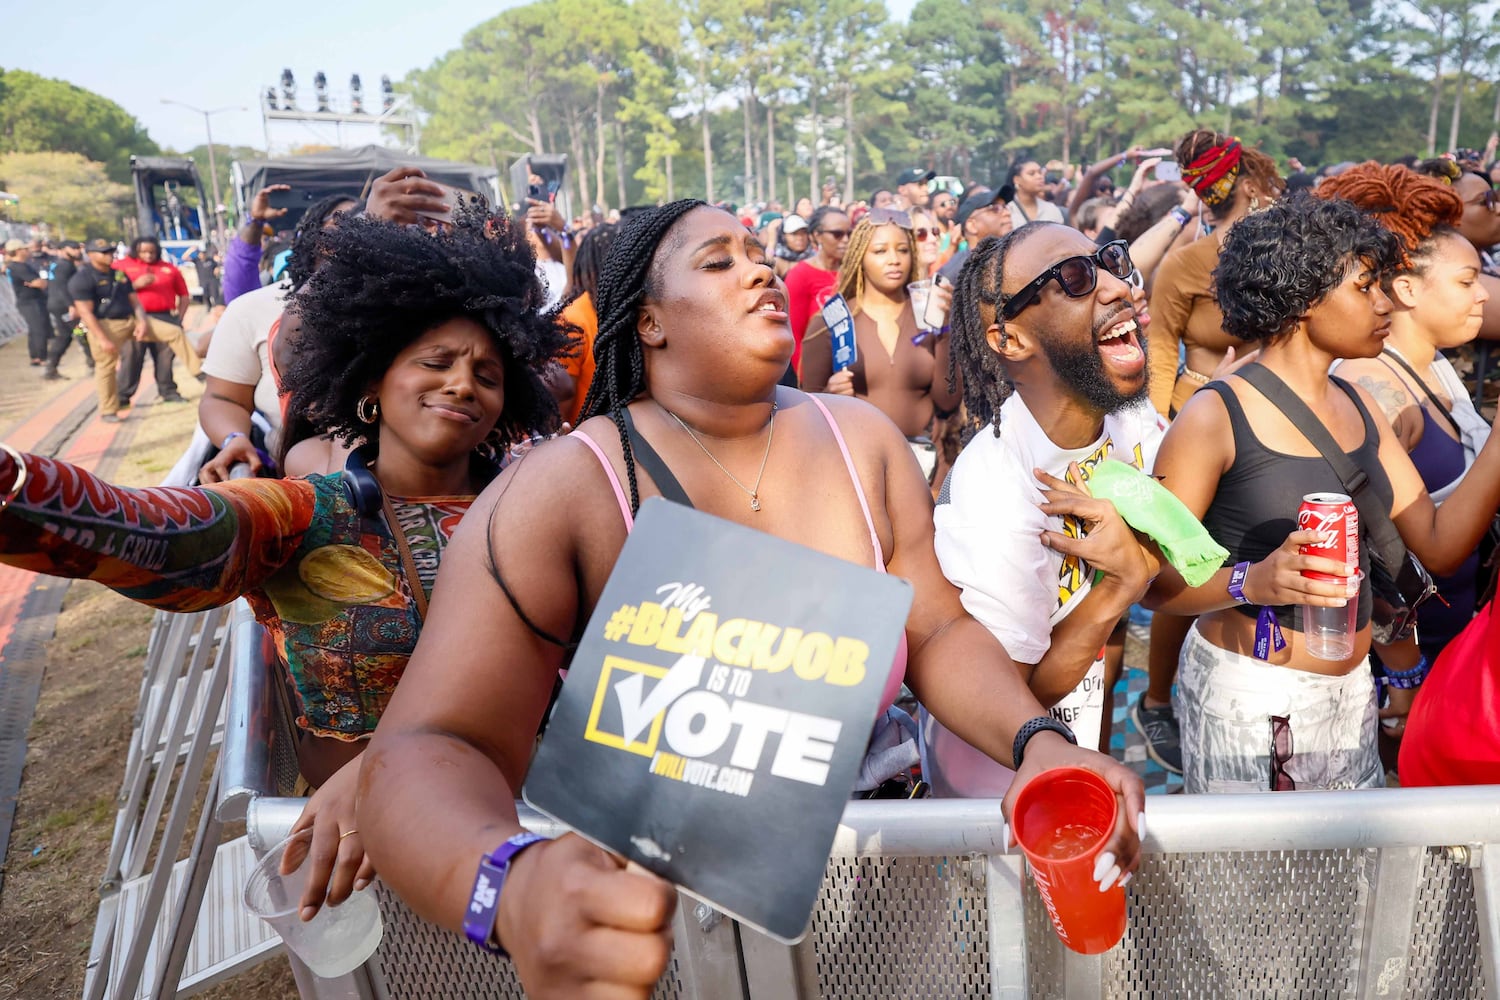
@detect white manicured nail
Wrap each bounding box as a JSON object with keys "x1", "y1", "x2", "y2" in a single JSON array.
[
  {"x1": 1119, "y1": 872, "x2": 1134, "y2": 889},
  {"x1": 1002, "y1": 821, "x2": 1010, "y2": 854},
  {"x1": 1092, "y1": 851, "x2": 1116, "y2": 883},
  {"x1": 1098, "y1": 863, "x2": 1122, "y2": 892},
  {"x1": 1137, "y1": 811, "x2": 1147, "y2": 841}
]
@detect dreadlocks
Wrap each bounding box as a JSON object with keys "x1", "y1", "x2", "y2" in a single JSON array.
[
  {"x1": 947, "y1": 224, "x2": 1045, "y2": 437},
  {"x1": 579, "y1": 199, "x2": 710, "y2": 514},
  {"x1": 1315, "y1": 161, "x2": 1464, "y2": 272}
]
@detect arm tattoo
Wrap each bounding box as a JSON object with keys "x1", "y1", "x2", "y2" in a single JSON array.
[{"x1": 1353, "y1": 373, "x2": 1409, "y2": 425}]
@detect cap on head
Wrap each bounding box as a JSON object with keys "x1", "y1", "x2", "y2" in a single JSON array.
[
  {"x1": 3, "y1": 239, "x2": 24, "y2": 253},
  {"x1": 84, "y1": 238, "x2": 115, "y2": 255},
  {"x1": 781, "y1": 215, "x2": 809, "y2": 234},
  {"x1": 956, "y1": 187, "x2": 1005, "y2": 228},
  {"x1": 897, "y1": 168, "x2": 936, "y2": 187}
]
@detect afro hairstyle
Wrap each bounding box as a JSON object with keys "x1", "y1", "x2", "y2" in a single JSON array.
[{"x1": 280, "y1": 213, "x2": 568, "y2": 452}]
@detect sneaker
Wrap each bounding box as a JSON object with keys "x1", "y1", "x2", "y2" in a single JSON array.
[
  {"x1": 1130, "y1": 697, "x2": 1184, "y2": 774},
  {"x1": 41, "y1": 366, "x2": 65, "y2": 381},
  {"x1": 100, "y1": 413, "x2": 122, "y2": 424},
  {"x1": 159, "y1": 392, "x2": 188, "y2": 404}
]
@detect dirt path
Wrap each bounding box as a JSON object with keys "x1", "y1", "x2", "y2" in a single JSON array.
[{"x1": 0, "y1": 328, "x2": 296, "y2": 998}]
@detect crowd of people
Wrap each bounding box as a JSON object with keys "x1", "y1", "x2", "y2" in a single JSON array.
[{"x1": 3, "y1": 129, "x2": 1500, "y2": 994}]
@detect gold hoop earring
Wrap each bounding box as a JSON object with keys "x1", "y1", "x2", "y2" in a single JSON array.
[{"x1": 357, "y1": 396, "x2": 379, "y2": 424}]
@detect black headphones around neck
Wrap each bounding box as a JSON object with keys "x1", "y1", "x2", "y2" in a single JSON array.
[{"x1": 341, "y1": 445, "x2": 384, "y2": 516}]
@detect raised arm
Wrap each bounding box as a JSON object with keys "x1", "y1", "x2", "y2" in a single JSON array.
[{"x1": 0, "y1": 446, "x2": 314, "y2": 612}]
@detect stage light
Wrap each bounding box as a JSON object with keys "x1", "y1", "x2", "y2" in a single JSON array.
[
  {"x1": 264, "y1": 86, "x2": 278, "y2": 112},
  {"x1": 350, "y1": 74, "x2": 364, "y2": 114},
  {"x1": 314, "y1": 72, "x2": 330, "y2": 113},
  {"x1": 280, "y1": 68, "x2": 297, "y2": 110},
  {"x1": 381, "y1": 75, "x2": 394, "y2": 113}
]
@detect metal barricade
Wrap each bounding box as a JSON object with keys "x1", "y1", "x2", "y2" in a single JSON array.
[
  {"x1": 218, "y1": 616, "x2": 1500, "y2": 999},
  {"x1": 237, "y1": 790, "x2": 1500, "y2": 1000}
]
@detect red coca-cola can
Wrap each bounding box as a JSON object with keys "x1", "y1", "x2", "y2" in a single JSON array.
[{"x1": 1297, "y1": 493, "x2": 1359, "y2": 581}]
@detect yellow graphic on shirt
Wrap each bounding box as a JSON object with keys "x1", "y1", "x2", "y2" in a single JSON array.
[{"x1": 1055, "y1": 436, "x2": 1146, "y2": 608}]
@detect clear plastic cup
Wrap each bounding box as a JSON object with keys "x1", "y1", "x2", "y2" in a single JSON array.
[
  {"x1": 907, "y1": 280, "x2": 934, "y2": 332},
  {"x1": 1305, "y1": 572, "x2": 1361, "y2": 661},
  {"x1": 1011, "y1": 766, "x2": 1127, "y2": 955},
  {"x1": 242, "y1": 829, "x2": 383, "y2": 978}
]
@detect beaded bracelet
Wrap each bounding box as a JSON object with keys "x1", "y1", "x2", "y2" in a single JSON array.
[{"x1": 1380, "y1": 655, "x2": 1429, "y2": 690}]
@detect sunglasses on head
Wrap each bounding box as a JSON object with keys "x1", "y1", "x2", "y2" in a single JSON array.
[
  {"x1": 1000, "y1": 240, "x2": 1134, "y2": 320},
  {"x1": 1269, "y1": 715, "x2": 1295, "y2": 792},
  {"x1": 867, "y1": 207, "x2": 913, "y2": 228}
]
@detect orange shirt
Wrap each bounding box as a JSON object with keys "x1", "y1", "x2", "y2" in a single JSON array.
[{"x1": 558, "y1": 292, "x2": 599, "y2": 426}]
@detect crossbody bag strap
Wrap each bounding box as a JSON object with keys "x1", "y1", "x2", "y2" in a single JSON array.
[
  {"x1": 380, "y1": 492, "x2": 430, "y2": 623},
  {"x1": 1380, "y1": 349, "x2": 1462, "y2": 439},
  {"x1": 1236, "y1": 364, "x2": 1407, "y2": 571}
]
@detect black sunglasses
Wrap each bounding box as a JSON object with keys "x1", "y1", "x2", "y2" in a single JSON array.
[
  {"x1": 1269, "y1": 715, "x2": 1295, "y2": 792},
  {"x1": 1000, "y1": 240, "x2": 1133, "y2": 320},
  {"x1": 817, "y1": 228, "x2": 851, "y2": 240}
]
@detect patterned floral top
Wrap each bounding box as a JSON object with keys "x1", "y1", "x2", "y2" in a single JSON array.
[{"x1": 0, "y1": 450, "x2": 471, "y2": 741}]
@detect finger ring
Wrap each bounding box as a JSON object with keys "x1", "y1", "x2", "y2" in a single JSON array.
[{"x1": 340, "y1": 829, "x2": 359, "y2": 840}]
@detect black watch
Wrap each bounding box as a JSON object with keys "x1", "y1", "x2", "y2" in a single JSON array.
[{"x1": 1012, "y1": 716, "x2": 1078, "y2": 770}]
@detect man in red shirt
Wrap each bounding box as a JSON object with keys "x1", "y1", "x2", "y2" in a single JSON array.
[{"x1": 114, "y1": 236, "x2": 202, "y2": 405}]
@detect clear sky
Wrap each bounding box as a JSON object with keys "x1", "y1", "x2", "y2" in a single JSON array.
[{"x1": 3, "y1": 0, "x2": 918, "y2": 154}]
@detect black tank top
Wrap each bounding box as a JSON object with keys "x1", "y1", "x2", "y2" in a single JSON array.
[{"x1": 1200, "y1": 375, "x2": 1392, "y2": 633}]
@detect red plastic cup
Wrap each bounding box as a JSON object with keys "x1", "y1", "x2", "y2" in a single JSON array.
[{"x1": 1011, "y1": 766, "x2": 1127, "y2": 954}]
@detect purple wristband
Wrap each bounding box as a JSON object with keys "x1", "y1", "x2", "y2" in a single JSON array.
[
  {"x1": 464, "y1": 832, "x2": 548, "y2": 954},
  {"x1": 1227, "y1": 561, "x2": 1252, "y2": 604}
]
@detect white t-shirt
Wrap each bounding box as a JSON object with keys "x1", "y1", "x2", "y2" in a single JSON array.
[
  {"x1": 923, "y1": 391, "x2": 1165, "y2": 796},
  {"x1": 536, "y1": 259, "x2": 567, "y2": 312},
  {"x1": 200, "y1": 281, "x2": 288, "y2": 439}
]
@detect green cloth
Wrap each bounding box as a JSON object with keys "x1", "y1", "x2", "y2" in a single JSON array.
[{"x1": 1086, "y1": 459, "x2": 1228, "y2": 589}]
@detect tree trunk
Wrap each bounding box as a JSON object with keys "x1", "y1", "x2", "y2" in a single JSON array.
[
  {"x1": 566, "y1": 110, "x2": 591, "y2": 214},
  {"x1": 701, "y1": 101, "x2": 715, "y2": 204},
  {"x1": 743, "y1": 91, "x2": 756, "y2": 206},
  {"x1": 614, "y1": 120, "x2": 628, "y2": 211},
  {"x1": 527, "y1": 108, "x2": 545, "y2": 155},
  {"x1": 1450, "y1": 68, "x2": 1467, "y2": 153},
  {"x1": 595, "y1": 81, "x2": 608, "y2": 209},
  {"x1": 843, "y1": 86, "x2": 855, "y2": 204},
  {"x1": 810, "y1": 88, "x2": 821, "y2": 200},
  {"x1": 666, "y1": 151, "x2": 675, "y2": 203},
  {"x1": 767, "y1": 105, "x2": 777, "y2": 208},
  {"x1": 1427, "y1": 13, "x2": 1447, "y2": 156}
]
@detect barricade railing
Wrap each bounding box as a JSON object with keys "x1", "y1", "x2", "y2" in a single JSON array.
[{"x1": 211, "y1": 613, "x2": 1500, "y2": 999}]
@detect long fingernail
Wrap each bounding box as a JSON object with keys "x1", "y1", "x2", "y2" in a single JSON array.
[
  {"x1": 300, "y1": 905, "x2": 318, "y2": 922},
  {"x1": 1092, "y1": 851, "x2": 1116, "y2": 883},
  {"x1": 1098, "y1": 863, "x2": 1122, "y2": 892},
  {"x1": 1002, "y1": 821, "x2": 1010, "y2": 855},
  {"x1": 353, "y1": 878, "x2": 370, "y2": 892},
  {"x1": 1137, "y1": 811, "x2": 1147, "y2": 841},
  {"x1": 1119, "y1": 872, "x2": 1134, "y2": 889}
]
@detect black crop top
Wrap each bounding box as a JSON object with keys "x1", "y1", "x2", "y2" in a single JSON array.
[{"x1": 1200, "y1": 375, "x2": 1393, "y2": 633}]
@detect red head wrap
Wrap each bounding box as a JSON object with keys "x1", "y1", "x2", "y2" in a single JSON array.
[{"x1": 1182, "y1": 138, "x2": 1243, "y2": 208}]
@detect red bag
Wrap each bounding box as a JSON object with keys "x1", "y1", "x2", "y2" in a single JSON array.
[{"x1": 1399, "y1": 597, "x2": 1500, "y2": 785}]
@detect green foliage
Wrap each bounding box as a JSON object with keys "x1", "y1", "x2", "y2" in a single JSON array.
[
  {"x1": 406, "y1": 0, "x2": 1500, "y2": 209},
  {"x1": 0, "y1": 70, "x2": 159, "y2": 183},
  {"x1": 0, "y1": 152, "x2": 132, "y2": 239}
]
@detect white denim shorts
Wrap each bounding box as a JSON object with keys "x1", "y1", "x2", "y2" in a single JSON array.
[{"x1": 1175, "y1": 624, "x2": 1383, "y2": 794}]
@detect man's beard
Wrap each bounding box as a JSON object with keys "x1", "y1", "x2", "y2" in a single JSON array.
[{"x1": 1038, "y1": 331, "x2": 1149, "y2": 414}]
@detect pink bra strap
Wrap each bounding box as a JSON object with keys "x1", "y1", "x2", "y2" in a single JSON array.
[
  {"x1": 806, "y1": 394, "x2": 885, "y2": 567},
  {"x1": 572, "y1": 432, "x2": 634, "y2": 531}
]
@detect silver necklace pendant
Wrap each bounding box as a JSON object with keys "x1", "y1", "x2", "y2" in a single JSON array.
[{"x1": 750, "y1": 496, "x2": 761, "y2": 512}]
